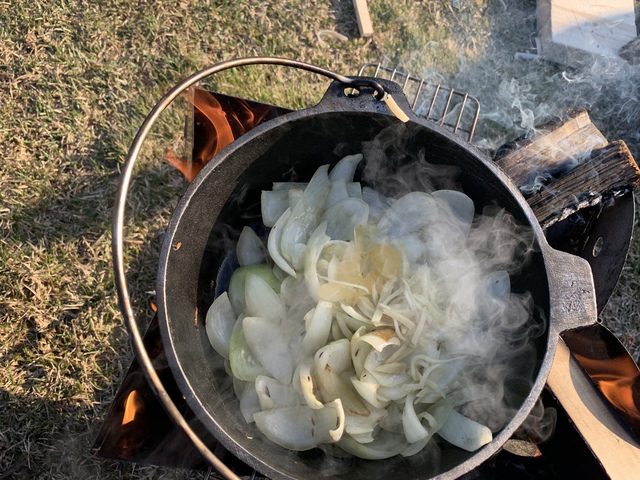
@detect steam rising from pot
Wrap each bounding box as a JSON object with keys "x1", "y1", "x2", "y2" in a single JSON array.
[
  {"x1": 448, "y1": 2, "x2": 640, "y2": 160},
  {"x1": 205, "y1": 121, "x2": 548, "y2": 459}
]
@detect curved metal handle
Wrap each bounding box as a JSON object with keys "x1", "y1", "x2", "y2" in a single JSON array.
[{"x1": 112, "y1": 56, "x2": 410, "y2": 478}]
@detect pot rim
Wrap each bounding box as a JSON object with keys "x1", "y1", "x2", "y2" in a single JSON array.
[{"x1": 156, "y1": 80, "x2": 597, "y2": 479}]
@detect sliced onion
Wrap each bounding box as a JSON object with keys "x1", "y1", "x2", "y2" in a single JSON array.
[
  {"x1": 329, "y1": 153, "x2": 363, "y2": 183},
  {"x1": 303, "y1": 222, "x2": 331, "y2": 301},
  {"x1": 337, "y1": 429, "x2": 407, "y2": 460},
  {"x1": 359, "y1": 327, "x2": 401, "y2": 352},
  {"x1": 437, "y1": 409, "x2": 493, "y2": 452},
  {"x1": 255, "y1": 375, "x2": 302, "y2": 410},
  {"x1": 377, "y1": 192, "x2": 438, "y2": 237},
  {"x1": 267, "y1": 208, "x2": 297, "y2": 278},
  {"x1": 346, "y1": 182, "x2": 362, "y2": 199},
  {"x1": 228, "y1": 264, "x2": 280, "y2": 317},
  {"x1": 280, "y1": 276, "x2": 316, "y2": 325},
  {"x1": 243, "y1": 316, "x2": 294, "y2": 385},
  {"x1": 238, "y1": 379, "x2": 261, "y2": 423},
  {"x1": 322, "y1": 197, "x2": 369, "y2": 241},
  {"x1": 244, "y1": 272, "x2": 285, "y2": 321},
  {"x1": 205, "y1": 292, "x2": 236, "y2": 359},
  {"x1": 326, "y1": 180, "x2": 349, "y2": 208},
  {"x1": 236, "y1": 226, "x2": 266, "y2": 267},
  {"x1": 298, "y1": 357, "x2": 323, "y2": 409},
  {"x1": 280, "y1": 165, "x2": 330, "y2": 270},
  {"x1": 364, "y1": 349, "x2": 412, "y2": 387},
  {"x1": 314, "y1": 338, "x2": 353, "y2": 374},
  {"x1": 288, "y1": 188, "x2": 303, "y2": 210},
  {"x1": 402, "y1": 393, "x2": 429, "y2": 443},
  {"x1": 432, "y1": 189, "x2": 475, "y2": 232},
  {"x1": 229, "y1": 317, "x2": 268, "y2": 382},
  {"x1": 215, "y1": 161, "x2": 525, "y2": 459},
  {"x1": 314, "y1": 341, "x2": 369, "y2": 417},
  {"x1": 351, "y1": 375, "x2": 389, "y2": 409},
  {"x1": 253, "y1": 399, "x2": 345, "y2": 451},
  {"x1": 398, "y1": 233, "x2": 428, "y2": 264},
  {"x1": 299, "y1": 300, "x2": 333, "y2": 359},
  {"x1": 350, "y1": 327, "x2": 373, "y2": 378},
  {"x1": 261, "y1": 190, "x2": 290, "y2": 228}
]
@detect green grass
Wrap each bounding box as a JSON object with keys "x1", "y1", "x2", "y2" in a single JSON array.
[{"x1": 1, "y1": 0, "x2": 639, "y2": 478}]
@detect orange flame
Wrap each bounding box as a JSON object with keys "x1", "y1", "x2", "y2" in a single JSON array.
[
  {"x1": 166, "y1": 88, "x2": 270, "y2": 182},
  {"x1": 572, "y1": 352, "x2": 640, "y2": 421},
  {"x1": 122, "y1": 390, "x2": 143, "y2": 426}
]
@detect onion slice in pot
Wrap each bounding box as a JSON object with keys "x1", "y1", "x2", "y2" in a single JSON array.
[
  {"x1": 243, "y1": 316, "x2": 294, "y2": 385},
  {"x1": 205, "y1": 292, "x2": 236, "y2": 360},
  {"x1": 253, "y1": 399, "x2": 345, "y2": 451}
]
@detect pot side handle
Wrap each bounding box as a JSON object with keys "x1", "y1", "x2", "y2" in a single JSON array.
[
  {"x1": 544, "y1": 246, "x2": 598, "y2": 335},
  {"x1": 317, "y1": 78, "x2": 417, "y2": 123}
]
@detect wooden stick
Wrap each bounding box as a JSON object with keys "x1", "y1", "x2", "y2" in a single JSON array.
[
  {"x1": 527, "y1": 140, "x2": 640, "y2": 229},
  {"x1": 353, "y1": 0, "x2": 373, "y2": 37}
]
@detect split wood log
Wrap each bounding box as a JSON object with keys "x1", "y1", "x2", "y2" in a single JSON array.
[
  {"x1": 494, "y1": 110, "x2": 607, "y2": 188},
  {"x1": 527, "y1": 140, "x2": 640, "y2": 229},
  {"x1": 494, "y1": 109, "x2": 640, "y2": 230}
]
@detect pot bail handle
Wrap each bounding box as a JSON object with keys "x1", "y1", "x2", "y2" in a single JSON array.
[
  {"x1": 544, "y1": 247, "x2": 598, "y2": 335},
  {"x1": 113, "y1": 56, "x2": 409, "y2": 479}
]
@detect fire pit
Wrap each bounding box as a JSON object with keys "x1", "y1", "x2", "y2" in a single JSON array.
[{"x1": 102, "y1": 58, "x2": 640, "y2": 479}]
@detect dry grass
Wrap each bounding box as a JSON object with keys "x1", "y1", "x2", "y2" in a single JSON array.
[{"x1": 0, "y1": 0, "x2": 638, "y2": 479}]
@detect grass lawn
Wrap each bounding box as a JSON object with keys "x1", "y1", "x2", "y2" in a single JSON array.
[{"x1": 1, "y1": 1, "x2": 638, "y2": 478}]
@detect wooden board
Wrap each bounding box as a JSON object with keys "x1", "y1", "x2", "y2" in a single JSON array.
[
  {"x1": 536, "y1": 0, "x2": 637, "y2": 66},
  {"x1": 353, "y1": 0, "x2": 374, "y2": 37},
  {"x1": 547, "y1": 340, "x2": 640, "y2": 479}
]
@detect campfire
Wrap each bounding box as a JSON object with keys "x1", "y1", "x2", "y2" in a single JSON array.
[
  {"x1": 101, "y1": 3, "x2": 640, "y2": 478},
  {"x1": 100, "y1": 53, "x2": 640, "y2": 479}
]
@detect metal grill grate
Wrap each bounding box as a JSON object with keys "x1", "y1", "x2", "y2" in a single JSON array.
[{"x1": 357, "y1": 63, "x2": 480, "y2": 142}]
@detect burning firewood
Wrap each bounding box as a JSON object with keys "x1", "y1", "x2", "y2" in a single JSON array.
[
  {"x1": 494, "y1": 110, "x2": 640, "y2": 230},
  {"x1": 527, "y1": 140, "x2": 640, "y2": 229}
]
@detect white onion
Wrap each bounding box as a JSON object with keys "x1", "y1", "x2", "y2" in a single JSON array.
[
  {"x1": 253, "y1": 399, "x2": 345, "y2": 451},
  {"x1": 243, "y1": 316, "x2": 294, "y2": 385},
  {"x1": 437, "y1": 409, "x2": 493, "y2": 452},
  {"x1": 211, "y1": 158, "x2": 525, "y2": 459},
  {"x1": 205, "y1": 292, "x2": 236, "y2": 359},
  {"x1": 322, "y1": 197, "x2": 369, "y2": 241},
  {"x1": 255, "y1": 375, "x2": 301, "y2": 410},
  {"x1": 329, "y1": 153, "x2": 363, "y2": 183}
]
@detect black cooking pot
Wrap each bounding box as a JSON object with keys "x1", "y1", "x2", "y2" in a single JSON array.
[{"x1": 114, "y1": 58, "x2": 598, "y2": 480}]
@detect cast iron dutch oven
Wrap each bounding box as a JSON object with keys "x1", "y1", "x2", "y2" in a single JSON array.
[{"x1": 123, "y1": 59, "x2": 598, "y2": 479}]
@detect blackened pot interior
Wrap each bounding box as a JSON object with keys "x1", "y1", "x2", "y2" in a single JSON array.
[{"x1": 158, "y1": 109, "x2": 551, "y2": 480}]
